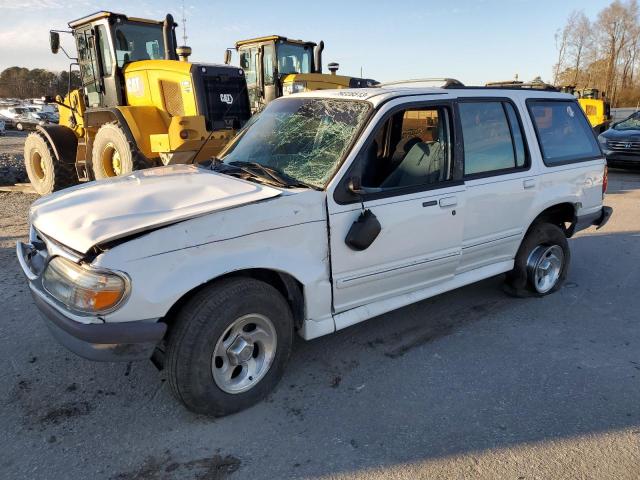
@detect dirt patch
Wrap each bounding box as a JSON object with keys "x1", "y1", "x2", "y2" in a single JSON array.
[{"x1": 110, "y1": 450, "x2": 241, "y2": 480}]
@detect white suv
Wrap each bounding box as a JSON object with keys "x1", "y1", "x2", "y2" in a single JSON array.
[{"x1": 17, "y1": 84, "x2": 612, "y2": 416}]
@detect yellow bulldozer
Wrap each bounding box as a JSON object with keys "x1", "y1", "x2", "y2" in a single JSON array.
[
  {"x1": 25, "y1": 11, "x2": 251, "y2": 195},
  {"x1": 225, "y1": 35, "x2": 378, "y2": 113}
]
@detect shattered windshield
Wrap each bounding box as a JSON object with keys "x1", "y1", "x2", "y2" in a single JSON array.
[
  {"x1": 219, "y1": 98, "x2": 371, "y2": 188},
  {"x1": 614, "y1": 112, "x2": 640, "y2": 131}
]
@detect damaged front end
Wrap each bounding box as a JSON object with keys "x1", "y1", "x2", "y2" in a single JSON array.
[{"x1": 17, "y1": 226, "x2": 166, "y2": 362}]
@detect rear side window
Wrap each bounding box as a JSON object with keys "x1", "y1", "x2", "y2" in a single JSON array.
[
  {"x1": 527, "y1": 100, "x2": 601, "y2": 165},
  {"x1": 459, "y1": 101, "x2": 528, "y2": 176}
]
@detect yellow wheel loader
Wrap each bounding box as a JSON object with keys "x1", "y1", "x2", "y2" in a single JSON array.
[
  {"x1": 484, "y1": 80, "x2": 611, "y2": 134},
  {"x1": 559, "y1": 86, "x2": 611, "y2": 134},
  {"x1": 26, "y1": 11, "x2": 251, "y2": 195},
  {"x1": 225, "y1": 35, "x2": 378, "y2": 113}
]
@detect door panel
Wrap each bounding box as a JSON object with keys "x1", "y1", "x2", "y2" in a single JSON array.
[{"x1": 329, "y1": 187, "x2": 465, "y2": 312}]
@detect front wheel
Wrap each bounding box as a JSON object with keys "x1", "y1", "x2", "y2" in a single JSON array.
[
  {"x1": 166, "y1": 278, "x2": 294, "y2": 416},
  {"x1": 91, "y1": 122, "x2": 150, "y2": 179},
  {"x1": 505, "y1": 222, "x2": 570, "y2": 297},
  {"x1": 24, "y1": 132, "x2": 77, "y2": 195}
]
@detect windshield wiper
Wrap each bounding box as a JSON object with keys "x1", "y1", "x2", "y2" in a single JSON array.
[{"x1": 227, "y1": 161, "x2": 321, "y2": 190}]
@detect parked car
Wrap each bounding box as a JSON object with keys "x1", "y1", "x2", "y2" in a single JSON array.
[
  {"x1": 0, "y1": 117, "x2": 5, "y2": 135},
  {"x1": 0, "y1": 113, "x2": 15, "y2": 130},
  {"x1": 598, "y1": 110, "x2": 640, "y2": 169},
  {"x1": 13, "y1": 112, "x2": 47, "y2": 131},
  {"x1": 17, "y1": 85, "x2": 612, "y2": 416}
]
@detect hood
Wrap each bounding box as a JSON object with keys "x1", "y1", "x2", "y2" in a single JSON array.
[
  {"x1": 30, "y1": 164, "x2": 282, "y2": 254},
  {"x1": 603, "y1": 126, "x2": 640, "y2": 140}
]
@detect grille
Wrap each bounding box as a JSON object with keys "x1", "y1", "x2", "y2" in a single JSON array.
[
  {"x1": 607, "y1": 140, "x2": 640, "y2": 154},
  {"x1": 161, "y1": 80, "x2": 185, "y2": 117},
  {"x1": 201, "y1": 73, "x2": 250, "y2": 130}
]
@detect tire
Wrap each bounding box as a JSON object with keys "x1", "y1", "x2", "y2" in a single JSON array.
[
  {"x1": 504, "y1": 222, "x2": 570, "y2": 297},
  {"x1": 91, "y1": 122, "x2": 151, "y2": 179},
  {"x1": 24, "y1": 132, "x2": 77, "y2": 195},
  {"x1": 166, "y1": 278, "x2": 294, "y2": 416}
]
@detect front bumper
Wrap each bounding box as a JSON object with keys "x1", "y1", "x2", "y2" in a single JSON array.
[
  {"x1": 603, "y1": 151, "x2": 640, "y2": 168},
  {"x1": 17, "y1": 240, "x2": 166, "y2": 362}
]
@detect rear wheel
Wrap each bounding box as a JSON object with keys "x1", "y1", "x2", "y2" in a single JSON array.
[
  {"x1": 166, "y1": 278, "x2": 294, "y2": 416},
  {"x1": 505, "y1": 222, "x2": 570, "y2": 297},
  {"x1": 24, "y1": 132, "x2": 77, "y2": 195},
  {"x1": 91, "y1": 123, "x2": 150, "y2": 179}
]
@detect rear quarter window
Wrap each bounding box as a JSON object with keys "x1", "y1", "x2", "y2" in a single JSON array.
[{"x1": 527, "y1": 100, "x2": 601, "y2": 166}]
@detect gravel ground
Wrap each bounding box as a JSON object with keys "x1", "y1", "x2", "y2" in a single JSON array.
[
  {"x1": 0, "y1": 130, "x2": 28, "y2": 185},
  {"x1": 0, "y1": 170, "x2": 639, "y2": 479}
]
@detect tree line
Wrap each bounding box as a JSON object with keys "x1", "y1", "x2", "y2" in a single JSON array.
[
  {"x1": 554, "y1": 0, "x2": 640, "y2": 107},
  {"x1": 0, "y1": 67, "x2": 81, "y2": 100}
]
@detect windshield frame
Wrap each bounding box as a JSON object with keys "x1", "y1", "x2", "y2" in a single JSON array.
[{"x1": 217, "y1": 97, "x2": 374, "y2": 190}]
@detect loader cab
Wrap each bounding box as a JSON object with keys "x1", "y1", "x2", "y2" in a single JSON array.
[
  {"x1": 66, "y1": 11, "x2": 177, "y2": 108},
  {"x1": 234, "y1": 36, "x2": 319, "y2": 112}
]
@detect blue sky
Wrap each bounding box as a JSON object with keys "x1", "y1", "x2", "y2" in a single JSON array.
[{"x1": 0, "y1": 0, "x2": 610, "y2": 84}]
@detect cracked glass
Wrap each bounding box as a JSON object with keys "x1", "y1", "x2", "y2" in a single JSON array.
[{"x1": 219, "y1": 98, "x2": 371, "y2": 188}]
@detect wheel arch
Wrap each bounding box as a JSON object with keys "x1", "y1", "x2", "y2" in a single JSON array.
[
  {"x1": 34, "y1": 124, "x2": 78, "y2": 164},
  {"x1": 525, "y1": 202, "x2": 578, "y2": 238},
  {"x1": 162, "y1": 268, "x2": 306, "y2": 332}
]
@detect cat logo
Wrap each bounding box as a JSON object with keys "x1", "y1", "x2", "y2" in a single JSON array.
[{"x1": 220, "y1": 94, "x2": 234, "y2": 105}]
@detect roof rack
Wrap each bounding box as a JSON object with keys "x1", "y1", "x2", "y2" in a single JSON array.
[
  {"x1": 379, "y1": 78, "x2": 465, "y2": 88},
  {"x1": 482, "y1": 80, "x2": 559, "y2": 92}
]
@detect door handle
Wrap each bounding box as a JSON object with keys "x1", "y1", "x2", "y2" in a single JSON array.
[
  {"x1": 523, "y1": 179, "x2": 536, "y2": 189},
  {"x1": 439, "y1": 196, "x2": 457, "y2": 207}
]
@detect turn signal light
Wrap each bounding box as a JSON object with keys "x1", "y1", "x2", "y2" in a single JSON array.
[
  {"x1": 603, "y1": 165, "x2": 608, "y2": 197},
  {"x1": 179, "y1": 130, "x2": 189, "y2": 140}
]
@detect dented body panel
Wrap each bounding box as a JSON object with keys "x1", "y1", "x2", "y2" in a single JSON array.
[{"x1": 29, "y1": 164, "x2": 282, "y2": 253}]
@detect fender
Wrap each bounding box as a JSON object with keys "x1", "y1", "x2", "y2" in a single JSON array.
[{"x1": 35, "y1": 124, "x2": 78, "y2": 164}]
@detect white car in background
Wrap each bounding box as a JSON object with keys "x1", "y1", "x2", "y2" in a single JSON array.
[{"x1": 17, "y1": 84, "x2": 612, "y2": 416}]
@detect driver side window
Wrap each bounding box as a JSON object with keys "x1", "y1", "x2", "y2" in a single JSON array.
[{"x1": 359, "y1": 106, "x2": 453, "y2": 190}]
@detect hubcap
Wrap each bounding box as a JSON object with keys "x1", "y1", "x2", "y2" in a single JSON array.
[
  {"x1": 527, "y1": 245, "x2": 564, "y2": 293},
  {"x1": 211, "y1": 314, "x2": 277, "y2": 394},
  {"x1": 101, "y1": 143, "x2": 122, "y2": 176},
  {"x1": 30, "y1": 151, "x2": 45, "y2": 181}
]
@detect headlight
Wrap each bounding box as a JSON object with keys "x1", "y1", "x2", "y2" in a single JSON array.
[
  {"x1": 42, "y1": 257, "x2": 128, "y2": 314},
  {"x1": 597, "y1": 134, "x2": 609, "y2": 150},
  {"x1": 282, "y1": 81, "x2": 307, "y2": 96}
]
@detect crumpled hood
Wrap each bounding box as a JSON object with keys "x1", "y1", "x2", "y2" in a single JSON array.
[{"x1": 29, "y1": 164, "x2": 282, "y2": 253}]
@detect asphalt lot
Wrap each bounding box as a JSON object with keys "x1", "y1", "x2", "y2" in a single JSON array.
[{"x1": 0, "y1": 169, "x2": 639, "y2": 480}]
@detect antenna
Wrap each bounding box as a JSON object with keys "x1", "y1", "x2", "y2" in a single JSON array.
[{"x1": 181, "y1": 0, "x2": 188, "y2": 46}]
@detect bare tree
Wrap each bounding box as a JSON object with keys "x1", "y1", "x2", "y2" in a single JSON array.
[
  {"x1": 568, "y1": 11, "x2": 592, "y2": 84},
  {"x1": 553, "y1": 24, "x2": 571, "y2": 85},
  {"x1": 596, "y1": 0, "x2": 639, "y2": 103}
]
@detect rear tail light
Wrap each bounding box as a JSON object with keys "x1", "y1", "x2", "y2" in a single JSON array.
[{"x1": 603, "y1": 165, "x2": 608, "y2": 197}]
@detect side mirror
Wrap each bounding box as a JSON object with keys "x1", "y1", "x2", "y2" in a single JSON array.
[
  {"x1": 224, "y1": 49, "x2": 232, "y2": 65},
  {"x1": 50, "y1": 31, "x2": 60, "y2": 54},
  {"x1": 348, "y1": 175, "x2": 363, "y2": 194}
]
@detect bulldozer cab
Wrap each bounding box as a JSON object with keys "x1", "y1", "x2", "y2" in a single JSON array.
[
  {"x1": 234, "y1": 36, "x2": 318, "y2": 111},
  {"x1": 64, "y1": 11, "x2": 177, "y2": 109}
]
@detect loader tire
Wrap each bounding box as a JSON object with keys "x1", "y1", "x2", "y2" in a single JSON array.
[
  {"x1": 24, "y1": 132, "x2": 77, "y2": 196},
  {"x1": 91, "y1": 122, "x2": 151, "y2": 179}
]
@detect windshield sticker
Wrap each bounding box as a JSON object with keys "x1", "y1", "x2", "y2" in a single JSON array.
[{"x1": 566, "y1": 105, "x2": 575, "y2": 118}]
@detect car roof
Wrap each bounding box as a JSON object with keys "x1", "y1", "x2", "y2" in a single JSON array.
[{"x1": 293, "y1": 84, "x2": 576, "y2": 108}]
